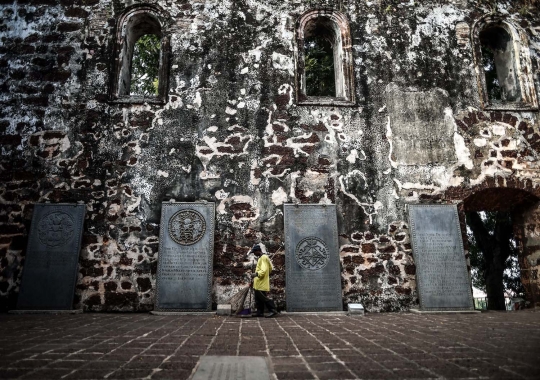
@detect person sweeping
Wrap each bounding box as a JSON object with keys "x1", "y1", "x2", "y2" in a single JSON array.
[{"x1": 250, "y1": 244, "x2": 278, "y2": 318}]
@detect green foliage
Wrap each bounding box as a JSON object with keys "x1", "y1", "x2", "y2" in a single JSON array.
[
  {"x1": 304, "y1": 36, "x2": 335, "y2": 97},
  {"x1": 481, "y1": 44, "x2": 502, "y2": 101},
  {"x1": 467, "y1": 211, "x2": 524, "y2": 296},
  {"x1": 130, "y1": 34, "x2": 161, "y2": 96}
]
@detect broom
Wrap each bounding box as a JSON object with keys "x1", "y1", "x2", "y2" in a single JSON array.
[
  {"x1": 227, "y1": 284, "x2": 252, "y2": 316},
  {"x1": 227, "y1": 256, "x2": 255, "y2": 317}
]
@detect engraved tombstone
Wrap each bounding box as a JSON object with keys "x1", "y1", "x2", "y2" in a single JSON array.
[
  {"x1": 17, "y1": 203, "x2": 86, "y2": 310},
  {"x1": 155, "y1": 202, "x2": 215, "y2": 311},
  {"x1": 408, "y1": 204, "x2": 474, "y2": 311},
  {"x1": 284, "y1": 204, "x2": 342, "y2": 312}
]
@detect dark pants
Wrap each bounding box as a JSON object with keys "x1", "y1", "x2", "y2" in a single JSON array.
[{"x1": 254, "y1": 290, "x2": 276, "y2": 315}]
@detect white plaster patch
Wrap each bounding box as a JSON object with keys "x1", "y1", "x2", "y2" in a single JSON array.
[
  {"x1": 215, "y1": 189, "x2": 229, "y2": 200},
  {"x1": 272, "y1": 52, "x2": 294, "y2": 76},
  {"x1": 492, "y1": 124, "x2": 506, "y2": 136},
  {"x1": 271, "y1": 187, "x2": 287, "y2": 206},
  {"x1": 346, "y1": 149, "x2": 359, "y2": 164},
  {"x1": 451, "y1": 114, "x2": 473, "y2": 170},
  {"x1": 157, "y1": 170, "x2": 169, "y2": 178},
  {"x1": 193, "y1": 91, "x2": 202, "y2": 109},
  {"x1": 225, "y1": 106, "x2": 237, "y2": 115},
  {"x1": 386, "y1": 116, "x2": 398, "y2": 168},
  {"x1": 473, "y1": 138, "x2": 487, "y2": 147}
]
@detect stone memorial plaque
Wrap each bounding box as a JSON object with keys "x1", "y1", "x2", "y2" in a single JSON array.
[
  {"x1": 17, "y1": 203, "x2": 86, "y2": 310},
  {"x1": 284, "y1": 204, "x2": 342, "y2": 312},
  {"x1": 408, "y1": 204, "x2": 474, "y2": 311},
  {"x1": 155, "y1": 202, "x2": 214, "y2": 311},
  {"x1": 192, "y1": 356, "x2": 270, "y2": 380}
]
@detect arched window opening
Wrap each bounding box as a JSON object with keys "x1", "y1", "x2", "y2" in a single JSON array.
[
  {"x1": 305, "y1": 33, "x2": 336, "y2": 97},
  {"x1": 111, "y1": 6, "x2": 170, "y2": 103},
  {"x1": 130, "y1": 34, "x2": 161, "y2": 96},
  {"x1": 296, "y1": 10, "x2": 355, "y2": 106},
  {"x1": 472, "y1": 16, "x2": 538, "y2": 110},
  {"x1": 479, "y1": 26, "x2": 520, "y2": 103}
]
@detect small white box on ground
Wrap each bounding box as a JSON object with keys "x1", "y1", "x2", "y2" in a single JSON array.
[
  {"x1": 217, "y1": 304, "x2": 231, "y2": 316},
  {"x1": 348, "y1": 303, "x2": 365, "y2": 316}
]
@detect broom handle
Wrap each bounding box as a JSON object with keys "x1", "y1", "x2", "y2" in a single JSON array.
[{"x1": 268, "y1": 247, "x2": 284, "y2": 260}]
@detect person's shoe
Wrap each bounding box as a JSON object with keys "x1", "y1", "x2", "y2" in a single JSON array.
[
  {"x1": 254, "y1": 313, "x2": 264, "y2": 317},
  {"x1": 265, "y1": 311, "x2": 277, "y2": 318}
]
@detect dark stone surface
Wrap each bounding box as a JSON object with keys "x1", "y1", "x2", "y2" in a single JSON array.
[
  {"x1": 16, "y1": 203, "x2": 85, "y2": 310},
  {"x1": 155, "y1": 202, "x2": 215, "y2": 311},
  {"x1": 408, "y1": 204, "x2": 474, "y2": 311},
  {"x1": 284, "y1": 204, "x2": 342, "y2": 312},
  {"x1": 1, "y1": 312, "x2": 540, "y2": 380}
]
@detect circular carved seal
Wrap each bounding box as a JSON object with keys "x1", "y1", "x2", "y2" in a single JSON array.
[
  {"x1": 295, "y1": 237, "x2": 330, "y2": 271},
  {"x1": 37, "y1": 211, "x2": 75, "y2": 247},
  {"x1": 169, "y1": 209, "x2": 206, "y2": 245}
]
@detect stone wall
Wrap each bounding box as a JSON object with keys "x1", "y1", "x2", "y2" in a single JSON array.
[{"x1": 0, "y1": 0, "x2": 539, "y2": 312}]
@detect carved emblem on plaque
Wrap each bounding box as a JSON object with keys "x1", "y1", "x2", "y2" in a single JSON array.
[
  {"x1": 295, "y1": 237, "x2": 329, "y2": 271},
  {"x1": 37, "y1": 212, "x2": 75, "y2": 247},
  {"x1": 169, "y1": 209, "x2": 206, "y2": 245}
]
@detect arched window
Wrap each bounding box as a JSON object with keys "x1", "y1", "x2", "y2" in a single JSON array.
[
  {"x1": 472, "y1": 17, "x2": 538, "y2": 110},
  {"x1": 296, "y1": 9, "x2": 355, "y2": 106},
  {"x1": 111, "y1": 6, "x2": 170, "y2": 103}
]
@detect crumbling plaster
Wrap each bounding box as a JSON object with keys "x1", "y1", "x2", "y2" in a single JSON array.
[{"x1": 0, "y1": 0, "x2": 539, "y2": 312}]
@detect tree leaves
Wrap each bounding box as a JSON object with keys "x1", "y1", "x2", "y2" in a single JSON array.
[
  {"x1": 130, "y1": 34, "x2": 161, "y2": 96},
  {"x1": 304, "y1": 36, "x2": 335, "y2": 97}
]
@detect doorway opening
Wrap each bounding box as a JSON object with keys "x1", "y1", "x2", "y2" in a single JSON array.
[{"x1": 463, "y1": 187, "x2": 539, "y2": 310}]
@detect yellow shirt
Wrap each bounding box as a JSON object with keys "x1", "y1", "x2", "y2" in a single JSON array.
[{"x1": 253, "y1": 254, "x2": 273, "y2": 291}]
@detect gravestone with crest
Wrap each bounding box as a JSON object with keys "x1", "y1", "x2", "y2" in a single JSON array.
[
  {"x1": 408, "y1": 204, "x2": 474, "y2": 311},
  {"x1": 284, "y1": 204, "x2": 342, "y2": 312},
  {"x1": 17, "y1": 203, "x2": 86, "y2": 310},
  {"x1": 155, "y1": 202, "x2": 215, "y2": 311}
]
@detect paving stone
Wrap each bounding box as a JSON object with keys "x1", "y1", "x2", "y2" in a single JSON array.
[
  {"x1": 45, "y1": 360, "x2": 87, "y2": 369},
  {"x1": 274, "y1": 372, "x2": 316, "y2": 380},
  {"x1": 350, "y1": 369, "x2": 397, "y2": 379},
  {"x1": 151, "y1": 369, "x2": 192, "y2": 379},
  {"x1": 107, "y1": 369, "x2": 155, "y2": 379},
  {"x1": 20, "y1": 368, "x2": 73, "y2": 379},
  {"x1": 0, "y1": 312, "x2": 538, "y2": 379},
  {"x1": 0, "y1": 369, "x2": 29, "y2": 378},
  {"x1": 158, "y1": 361, "x2": 196, "y2": 371},
  {"x1": 314, "y1": 370, "x2": 357, "y2": 380},
  {"x1": 63, "y1": 368, "x2": 115, "y2": 379}
]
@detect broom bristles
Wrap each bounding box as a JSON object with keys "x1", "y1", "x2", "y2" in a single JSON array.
[{"x1": 227, "y1": 285, "x2": 251, "y2": 313}]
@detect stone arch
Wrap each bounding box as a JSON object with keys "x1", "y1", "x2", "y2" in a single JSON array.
[
  {"x1": 445, "y1": 182, "x2": 540, "y2": 308},
  {"x1": 295, "y1": 8, "x2": 355, "y2": 106},
  {"x1": 110, "y1": 4, "x2": 171, "y2": 103},
  {"x1": 471, "y1": 15, "x2": 538, "y2": 110}
]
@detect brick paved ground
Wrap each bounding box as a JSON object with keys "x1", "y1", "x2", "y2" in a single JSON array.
[{"x1": 0, "y1": 311, "x2": 539, "y2": 380}]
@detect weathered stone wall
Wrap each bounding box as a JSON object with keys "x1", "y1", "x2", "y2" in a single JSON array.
[{"x1": 1, "y1": 0, "x2": 539, "y2": 312}]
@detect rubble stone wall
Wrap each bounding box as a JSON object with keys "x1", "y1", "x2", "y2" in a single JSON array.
[{"x1": 0, "y1": 0, "x2": 539, "y2": 312}]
